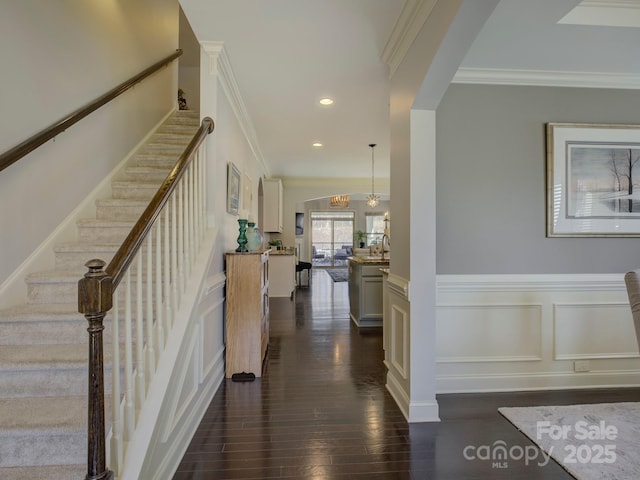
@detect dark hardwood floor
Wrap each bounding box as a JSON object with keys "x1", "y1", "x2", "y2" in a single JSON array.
[{"x1": 173, "y1": 269, "x2": 640, "y2": 479}]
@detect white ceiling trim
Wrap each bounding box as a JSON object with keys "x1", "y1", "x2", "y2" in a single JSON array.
[
  {"x1": 452, "y1": 67, "x2": 640, "y2": 89},
  {"x1": 381, "y1": 0, "x2": 439, "y2": 77},
  {"x1": 283, "y1": 176, "x2": 390, "y2": 192},
  {"x1": 559, "y1": 0, "x2": 640, "y2": 27},
  {"x1": 201, "y1": 41, "x2": 270, "y2": 178}
]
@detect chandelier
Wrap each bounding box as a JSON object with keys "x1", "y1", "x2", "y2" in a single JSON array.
[
  {"x1": 329, "y1": 194, "x2": 350, "y2": 208},
  {"x1": 367, "y1": 143, "x2": 380, "y2": 208}
]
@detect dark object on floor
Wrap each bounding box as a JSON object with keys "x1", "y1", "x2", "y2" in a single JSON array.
[
  {"x1": 231, "y1": 372, "x2": 256, "y2": 382},
  {"x1": 296, "y1": 261, "x2": 312, "y2": 287},
  {"x1": 326, "y1": 268, "x2": 348, "y2": 282}
]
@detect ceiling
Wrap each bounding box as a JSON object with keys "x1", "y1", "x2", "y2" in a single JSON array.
[{"x1": 179, "y1": 0, "x2": 640, "y2": 180}]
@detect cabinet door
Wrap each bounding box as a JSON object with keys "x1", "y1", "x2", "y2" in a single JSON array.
[{"x1": 262, "y1": 179, "x2": 283, "y2": 232}]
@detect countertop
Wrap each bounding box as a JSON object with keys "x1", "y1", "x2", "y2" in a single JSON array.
[
  {"x1": 269, "y1": 249, "x2": 295, "y2": 256},
  {"x1": 348, "y1": 256, "x2": 390, "y2": 265}
]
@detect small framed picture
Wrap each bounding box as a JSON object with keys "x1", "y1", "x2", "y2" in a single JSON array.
[
  {"x1": 226, "y1": 162, "x2": 241, "y2": 215},
  {"x1": 547, "y1": 122, "x2": 640, "y2": 236}
]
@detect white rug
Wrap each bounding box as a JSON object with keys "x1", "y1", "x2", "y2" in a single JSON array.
[{"x1": 499, "y1": 402, "x2": 640, "y2": 479}]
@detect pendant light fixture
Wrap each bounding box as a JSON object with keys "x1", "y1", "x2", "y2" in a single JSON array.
[
  {"x1": 329, "y1": 194, "x2": 350, "y2": 208},
  {"x1": 366, "y1": 143, "x2": 380, "y2": 208}
]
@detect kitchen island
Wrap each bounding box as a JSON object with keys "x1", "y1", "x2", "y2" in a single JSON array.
[
  {"x1": 348, "y1": 256, "x2": 389, "y2": 327},
  {"x1": 269, "y1": 250, "x2": 296, "y2": 299}
]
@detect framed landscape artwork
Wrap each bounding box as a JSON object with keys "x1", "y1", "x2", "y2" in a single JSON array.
[
  {"x1": 546, "y1": 122, "x2": 640, "y2": 237},
  {"x1": 226, "y1": 162, "x2": 240, "y2": 215}
]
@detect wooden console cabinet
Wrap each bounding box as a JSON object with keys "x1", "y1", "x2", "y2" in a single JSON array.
[{"x1": 225, "y1": 250, "x2": 269, "y2": 378}]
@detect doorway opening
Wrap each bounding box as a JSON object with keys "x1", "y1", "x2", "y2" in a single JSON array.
[{"x1": 310, "y1": 211, "x2": 354, "y2": 268}]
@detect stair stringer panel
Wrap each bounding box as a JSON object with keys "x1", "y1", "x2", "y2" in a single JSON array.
[{"x1": 115, "y1": 228, "x2": 226, "y2": 480}]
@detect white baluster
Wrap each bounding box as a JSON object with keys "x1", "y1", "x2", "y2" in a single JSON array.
[
  {"x1": 194, "y1": 152, "x2": 201, "y2": 248},
  {"x1": 177, "y1": 181, "x2": 185, "y2": 296},
  {"x1": 164, "y1": 206, "x2": 172, "y2": 334},
  {"x1": 136, "y1": 253, "x2": 145, "y2": 410},
  {"x1": 185, "y1": 165, "x2": 192, "y2": 275},
  {"x1": 171, "y1": 194, "x2": 178, "y2": 321},
  {"x1": 110, "y1": 290, "x2": 123, "y2": 474},
  {"x1": 155, "y1": 220, "x2": 164, "y2": 351},
  {"x1": 146, "y1": 233, "x2": 155, "y2": 381},
  {"x1": 124, "y1": 270, "x2": 135, "y2": 439}
]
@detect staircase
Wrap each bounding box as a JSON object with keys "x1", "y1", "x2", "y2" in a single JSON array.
[{"x1": 0, "y1": 110, "x2": 200, "y2": 479}]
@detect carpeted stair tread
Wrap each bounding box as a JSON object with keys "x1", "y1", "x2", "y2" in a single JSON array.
[
  {"x1": 53, "y1": 242, "x2": 122, "y2": 252},
  {"x1": 0, "y1": 396, "x2": 86, "y2": 435},
  {"x1": 0, "y1": 344, "x2": 87, "y2": 370},
  {"x1": 0, "y1": 109, "x2": 191, "y2": 471},
  {"x1": 25, "y1": 269, "x2": 89, "y2": 283},
  {"x1": 0, "y1": 303, "x2": 81, "y2": 320},
  {"x1": 76, "y1": 218, "x2": 135, "y2": 227},
  {"x1": 0, "y1": 464, "x2": 85, "y2": 480}
]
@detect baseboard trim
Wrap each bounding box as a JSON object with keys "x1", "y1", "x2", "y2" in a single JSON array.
[
  {"x1": 386, "y1": 369, "x2": 410, "y2": 421},
  {"x1": 437, "y1": 371, "x2": 640, "y2": 394}
]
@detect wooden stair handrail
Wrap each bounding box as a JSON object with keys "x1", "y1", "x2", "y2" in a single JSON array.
[{"x1": 0, "y1": 49, "x2": 183, "y2": 174}]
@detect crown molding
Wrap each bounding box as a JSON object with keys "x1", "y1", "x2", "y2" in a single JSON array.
[
  {"x1": 201, "y1": 42, "x2": 270, "y2": 177},
  {"x1": 559, "y1": 0, "x2": 640, "y2": 27},
  {"x1": 282, "y1": 176, "x2": 390, "y2": 192},
  {"x1": 452, "y1": 67, "x2": 640, "y2": 90},
  {"x1": 381, "y1": 0, "x2": 439, "y2": 77}
]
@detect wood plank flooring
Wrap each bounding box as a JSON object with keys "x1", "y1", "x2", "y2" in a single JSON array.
[{"x1": 173, "y1": 269, "x2": 640, "y2": 479}]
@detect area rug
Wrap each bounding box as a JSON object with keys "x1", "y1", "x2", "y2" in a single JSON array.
[
  {"x1": 499, "y1": 402, "x2": 640, "y2": 479},
  {"x1": 325, "y1": 269, "x2": 348, "y2": 282}
]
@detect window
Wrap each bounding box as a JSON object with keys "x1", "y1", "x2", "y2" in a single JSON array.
[
  {"x1": 310, "y1": 211, "x2": 354, "y2": 267},
  {"x1": 365, "y1": 212, "x2": 386, "y2": 245}
]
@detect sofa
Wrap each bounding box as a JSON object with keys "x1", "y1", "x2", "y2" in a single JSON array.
[{"x1": 334, "y1": 245, "x2": 353, "y2": 260}]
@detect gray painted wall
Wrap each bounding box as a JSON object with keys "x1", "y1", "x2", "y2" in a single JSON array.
[{"x1": 436, "y1": 83, "x2": 640, "y2": 274}]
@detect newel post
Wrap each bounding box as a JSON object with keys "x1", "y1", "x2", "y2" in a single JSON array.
[{"x1": 78, "y1": 259, "x2": 115, "y2": 480}]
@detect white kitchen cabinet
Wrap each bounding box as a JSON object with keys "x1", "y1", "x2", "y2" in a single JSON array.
[
  {"x1": 262, "y1": 178, "x2": 283, "y2": 232},
  {"x1": 268, "y1": 252, "x2": 296, "y2": 298}
]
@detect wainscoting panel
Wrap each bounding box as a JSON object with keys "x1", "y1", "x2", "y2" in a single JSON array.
[
  {"x1": 554, "y1": 302, "x2": 640, "y2": 360},
  {"x1": 390, "y1": 303, "x2": 409, "y2": 379},
  {"x1": 385, "y1": 274, "x2": 411, "y2": 420},
  {"x1": 436, "y1": 274, "x2": 640, "y2": 393},
  {"x1": 437, "y1": 304, "x2": 542, "y2": 362}
]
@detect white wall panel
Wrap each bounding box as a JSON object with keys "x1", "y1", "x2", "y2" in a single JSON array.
[
  {"x1": 390, "y1": 304, "x2": 409, "y2": 379},
  {"x1": 554, "y1": 303, "x2": 640, "y2": 360},
  {"x1": 437, "y1": 304, "x2": 542, "y2": 362},
  {"x1": 436, "y1": 274, "x2": 640, "y2": 393}
]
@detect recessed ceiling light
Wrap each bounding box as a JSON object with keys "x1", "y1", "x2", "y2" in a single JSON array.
[
  {"x1": 319, "y1": 98, "x2": 334, "y2": 106},
  {"x1": 312, "y1": 142, "x2": 323, "y2": 147}
]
